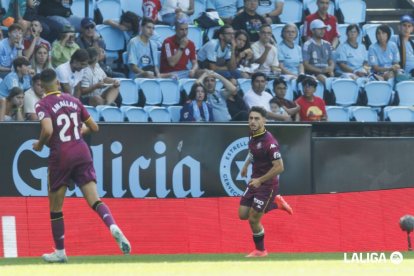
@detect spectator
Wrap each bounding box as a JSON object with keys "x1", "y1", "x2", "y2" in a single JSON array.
[
  {"x1": 97, "y1": 47, "x2": 125, "y2": 78},
  {"x1": 226, "y1": 85, "x2": 249, "y2": 121},
  {"x1": 0, "y1": 23, "x2": 23, "y2": 78},
  {"x1": 0, "y1": 56, "x2": 32, "y2": 98},
  {"x1": 31, "y1": 44, "x2": 53, "y2": 74},
  {"x1": 255, "y1": 0, "x2": 284, "y2": 25},
  {"x1": 296, "y1": 77, "x2": 327, "y2": 121},
  {"x1": 302, "y1": 19, "x2": 334, "y2": 86},
  {"x1": 232, "y1": 0, "x2": 266, "y2": 43},
  {"x1": 160, "y1": 16, "x2": 201, "y2": 79},
  {"x1": 335, "y1": 24, "x2": 369, "y2": 81},
  {"x1": 303, "y1": 0, "x2": 339, "y2": 49},
  {"x1": 391, "y1": 15, "x2": 414, "y2": 81},
  {"x1": 24, "y1": 74, "x2": 44, "y2": 120},
  {"x1": 271, "y1": 78, "x2": 300, "y2": 121},
  {"x1": 2, "y1": 87, "x2": 25, "y2": 121},
  {"x1": 0, "y1": 0, "x2": 30, "y2": 31},
  {"x1": 80, "y1": 47, "x2": 120, "y2": 107},
  {"x1": 55, "y1": 48, "x2": 89, "y2": 96},
  {"x1": 243, "y1": 72, "x2": 291, "y2": 121},
  {"x1": 103, "y1": 11, "x2": 140, "y2": 43},
  {"x1": 251, "y1": 24, "x2": 280, "y2": 77},
  {"x1": 160, "y1": 0, "x2": 194, "y2": 26},
  {"x1": 23, "y1": 20, "x2": 51, "y2": 59},
  {"x1": 51, "y1": 25, "x2": 80, "y2": 67},
  {"x1": 269, "y1": 97, "x2": 288, "y2": 118},
  {"x1": 368, "y1": 24, "x2": 400, "y2": 82},
  {"x1": 38, "y1": 0, "x2": 82, "y2": 32},
  {"x1": 207, "y1": 0, "x2": 241, "y2": 24},
  {"x1": 143, "y1": 0, "x2": 162, "y2": 22},
  {"x1": 197, "y1": 25, "x2": 239, "y2": 79},
  {"x1": 197, "y1": 70, "x2": 238, "y2": 122},
  {"x1": 76, "y1": 18, "x2": 105, "y2": 50},
  {"x1": 234, "y1": 30, "x2": 254, "y2": 78},
  {"x1": 180, "y1": 83, "x2": 214, "y2": 122},
  {"x1": 127, "y1": 18, "x2": 164, "y2": 78},
  {"x1": 278, "y1": 23, "x2": 304, "y2": 80}
]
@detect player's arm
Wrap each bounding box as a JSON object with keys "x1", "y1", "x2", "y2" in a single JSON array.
[
  {"x1": 241, "y1": 151, "x2": 253, "y2": 177},
  {"x1": 249, "y1": 159, "x2": 284, "y2": 188},
  {"x1": 32, "y1": 118, "x2": 53, "y2": 151},
  {"x1": 81, "y1": 117, "x2": 99, "y2": 135}
]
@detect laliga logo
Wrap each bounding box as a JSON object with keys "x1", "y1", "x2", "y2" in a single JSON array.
[{"x1": 219, "y1": 137, "x2": 252, "y2": 196}]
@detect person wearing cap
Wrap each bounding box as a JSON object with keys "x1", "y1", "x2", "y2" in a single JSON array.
[
  {"x1": 0, "y1": 56, "x2": 32, "y2": 98},
  {"x1": 302, "y1": 19, "x2": 334, "y2": 89},
  {"x1": 51, "y1": 25, "x2": 80, "y2": 68},
  {"x1": 303, "y1": 0, "x2": 339, "y2": 49},
  {"x1": 0, "y1": 23, "x2": 23, "y2": 78},
  {"x1": 368, "y1": 24, "x2": 400, "y2": 82},
  {"x1": 160, "y1": 15, "x2": 201, "y2": 79},
  {"x1": 76, "y1": 18, "x2": 106, "y2": 50},
  {"x1": 391, "y1": 15, "x2": 414, "y2": 81},
  {"x1": 295, "y1": 77, "x2": 327, "y2": 122}
]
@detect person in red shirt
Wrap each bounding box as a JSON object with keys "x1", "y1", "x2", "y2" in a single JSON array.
[
  {"x1": 296, "y1": 77, "x2": 327, "y2": 121},
  {"x1": 143, "y1": 0, "x2": 162, "y2": 22},
  {"x1": 160, "y1": 16, "x2": 200, "y2": 78},
  {"x1": 303, "y1": 0, "x2": 339, "y2": 49}
]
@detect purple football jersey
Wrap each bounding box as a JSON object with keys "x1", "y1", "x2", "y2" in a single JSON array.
[{"x1": 249, "y1": 130, "x2": 281, "y2": 187}]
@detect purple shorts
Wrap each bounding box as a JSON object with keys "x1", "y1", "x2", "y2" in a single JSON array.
[
  {"x1": 48, "y1": 143, "x2": 96, "y2": 192},
  {"x1": 240, "y1": 184, "x2": 279, "y2": 213}
]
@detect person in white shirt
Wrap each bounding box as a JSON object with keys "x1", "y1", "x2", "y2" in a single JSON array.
[{"x1": 251, "y1": 24, "x2": 280, "y2": 77}]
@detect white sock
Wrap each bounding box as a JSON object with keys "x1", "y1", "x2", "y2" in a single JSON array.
[{"x1": 56, "y1": 249, "x2": 66, "y2": 255}]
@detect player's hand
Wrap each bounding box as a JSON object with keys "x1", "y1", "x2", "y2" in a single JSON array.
[
  {"x1": 241, "y1": 166, "x2": 248, "y2": 178},
  {"x1": 248, "y1": 178, "x2": 261, "y2": 188},
  {"x1": 32, "y1": 141, "x2": 43, "y2": 152}
]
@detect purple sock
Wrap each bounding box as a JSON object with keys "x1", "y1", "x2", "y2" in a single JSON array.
[
  {"x1": 50, "y1": 212, "x2": 64, "y2": 250},
  {"x1": 253, "y1": 229, "x2": 265, "y2": 251},
  {"x1": 93, "y1": 201, "x2": 116, "y2": 228}
]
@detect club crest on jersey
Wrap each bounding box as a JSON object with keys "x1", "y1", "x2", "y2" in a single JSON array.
[{"x1": 270, "y1": 144, "x2": 276, "y2": 149}]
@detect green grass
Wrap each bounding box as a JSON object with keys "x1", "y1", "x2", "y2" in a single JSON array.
[{"x1": 1, "y1": 252, "x2": 414, "y2": 275}]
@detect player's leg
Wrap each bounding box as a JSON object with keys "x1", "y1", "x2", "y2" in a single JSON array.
[
  {"x1": 238, "y1": 205, "x2": 251, "y2": 220},
  {"x1": 246, "y1": 209, "x2": 268, "y2": 257},
  {"x1": 80, "y1": 181, "x2": 131, "y2": 255},
  {"x1": 43, "y1": 185, "x2": 68, "y2": 263}
]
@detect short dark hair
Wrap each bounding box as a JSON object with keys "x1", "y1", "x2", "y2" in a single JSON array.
[
  {"x1": 141, "y1": 17, "x2": 154, "y2": 27},
  {"x1": 252, "y1": 72, "x2": 267, "y2": 82},
  {"x1": 302, "y1": 77, "x2": 318, "y2": 88},
  {"x1": 7, "y1": 87, "x2": 23, "y2": 101},
  {"x1": 376, "y1": 24, "x2": 392, "y2": 42},
  {"x1": 86, "y1": 47, "x2": 99, "y2": 63},
  {"x1": 40, "y1": 68, "x2": 57, "y2": 84},
  {"x1": 273, "y1": 77, "x2": 287, "y2": 89},
  {"x1": 12, "y1": 56, "x2": 30, "y2": 70},
  {"x1": 346, "y1": 24, "x2": 360, "y2": 35},
  {"x1": 8, "y1": 23, "x2": 23, "y2": 33},
  {"x1": 249, "y1": 106, "x2": 267, "y2": 118},
  {"x1": 217, "y1": 24, "x2": 233, "y2": 38},
  {"x1": 32, "y1": 73, "x2": 41, "y2": 83},
  {"x1": 70, "y1": 49, "x2": 89, "y2": 63},
  {"x1": 188, "y1": 83, "x2": 206, "y2": 101}
]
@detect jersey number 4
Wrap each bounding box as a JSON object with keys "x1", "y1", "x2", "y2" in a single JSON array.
[{"x1": 57, "y1": 113, "x2": 80, "y2": 142}]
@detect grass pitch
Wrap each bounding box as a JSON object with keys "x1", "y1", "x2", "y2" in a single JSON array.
[{"x1": 1, "y1": 252, "x2": 414, "y2": 276}]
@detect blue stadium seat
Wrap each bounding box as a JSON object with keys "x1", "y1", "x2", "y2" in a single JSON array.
[
  {"x1": 335, "y1": 0, "x2": 366, "y2": 24},
  {"x1": 179, "y1": 78, "x2": 196, "y2": 95},
  {"x1": 71, "y1": 0, "x2": 95, "y2": 18},
  {"x1": 364, "y1": 81, "x2": 392, "y2": 107},
  {"x1": 97, "y1": 106, "x2": 124, "y2": 122},
  {"x1": 383, "y1": 106, "x2": 414, "y2": 122},
  {"x1": 95, "y1": 25, "x2": 125, "y2": 60},
  {"x1": 326, "y1": 106, "x2": 350, "y2": 122},
  {"x1": 120, "y1": 0, "x2": 143, "y2": 17},
  {"x1": 85, "y1": 105, "x2": 100, "y2": 122},
  {"x1": 136, "y1": 78, "x2": 162, "y2": 105},
  {"x1": 119, "y1": 79, "x2": 139, "y2": 105},
  {"x1": 188, "y1": 25, "x2": 203, "y2": 50},
  {"x1": 1, "y1": 0, "x2": 10, "y2": 12},
  {"x1": 96, "y1": 0, "x2": 122, "y2": 21},
  {"x1": 395, "y1": 81, "x2": 414, "y2": 106},
  {"x1": 331, "y1": 79, "x2": 359, "y2": 106},
  {"x1": 148, "y1": 107, "x2": 172, "y2": 122},
  {"x1": 154, "y1": 25, "x2": 175, "y2": 44},
  {"x1": 167, "y1": 106, "x2": 183, "y2": 122},
  {"x1": 159, "y1": 79, "x2": 181, "y2": 105},
  {"x1": 349, "y1": 106, "x2": 378, "y2": 122},
  {"x1": 121, "y1": 106, "x2": 148, "y2": 122},
  {"x1": 280, "y1": 0, "x2": 303, "y2": 23},
  {"x1": 238, "y1": 78, "x2": 252, "y2": 94},
  {"x1": 190, "y1": 0, "x2": 207, "y2": 22}
]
